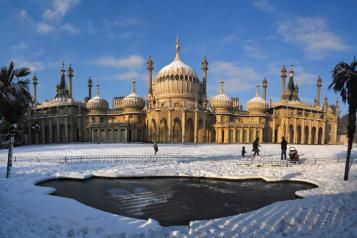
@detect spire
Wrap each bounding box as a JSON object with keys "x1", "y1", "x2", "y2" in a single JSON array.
[
  {"x1": 131, "y1": 80, "x2": 136, "y2": 93},
  {"x1": 255, "y1": 83, "x2": 260, "y2": 97},
  {"x1": 281, "y1": 64, "x2": 287, "y2": 99},
  {"x1": 88, "y1": 77, "x2": 92, "y2": 99},
  {"x1": 287, "y1": 65, "x2": 295, "y2": 92},
  {"x1": 219, "y1": 80, "x2": 224, "y2": 94},
  {"x1": 96, "y1": 83, "x2": 100, "y2": 96},
  {"x1": 59, "y1": 62, "x2": 67, "y2": 90},
  {"x1": 175, "y1": 35, "x2": 181, "y2": 61}
]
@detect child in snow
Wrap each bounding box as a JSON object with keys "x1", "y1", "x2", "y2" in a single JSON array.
[{"x1": 241, "y1": 146, "x2": 246, "y2": 158}]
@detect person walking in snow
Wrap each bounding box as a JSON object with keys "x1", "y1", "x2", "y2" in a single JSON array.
[
  {"x1": 252, "y1": 137, "x2": 261, "y2": 157},
  {"x1": 153, "y1": 142, "x2": 158, "y2": 155},
  {"x1": 280, "y1": 137, "x2": 288, "y2": 160},
  {"x1": 241, "y1": 146, "x2": 246, "y2": 158}
]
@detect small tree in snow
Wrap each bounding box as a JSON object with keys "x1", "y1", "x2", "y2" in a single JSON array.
[
  {"x1": 329, "y1": 57, "x2": 357, "y2": 181},
  {"x1": 0, "y1": 62, "x2": 32, "y2": 178}
]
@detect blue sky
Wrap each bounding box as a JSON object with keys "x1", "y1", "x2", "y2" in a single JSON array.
[{"x1": 0, "y1": 0, "x2": 356, "y2": 114}]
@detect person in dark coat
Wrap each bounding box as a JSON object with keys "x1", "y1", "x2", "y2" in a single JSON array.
[
  {"x1": 241, "y1": 146, "x2": 246, "y2": 158},
  {"x1": 153, "y1": 142, "x2": 158, "y2": 155},
  {"x1": 252, "y1": 137, "x2": 261, "y2": 157},
  {"x1": 280, "y1": 137, "x2": 288, "y2": 160}
]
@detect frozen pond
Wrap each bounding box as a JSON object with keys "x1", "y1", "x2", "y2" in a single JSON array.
[{"x1": 38, "y1": 177, "x2": 316, "y2": 226}]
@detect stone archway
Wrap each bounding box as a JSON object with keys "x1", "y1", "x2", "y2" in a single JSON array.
[
  {"x1": 289, "y1": 125, "x2": 294, "y2": 144},
  {"x1": 297, "y1": 125, "x2": 301, "y2": 144},
  {"x1": 311, "y1": 127, "x2": 316, "y2": 144},
  {"x1": 304, "y1": 126, "x2": 309, "y2": 144},
  {"x1": 159, "y1": 118, "x2": 168, "y2": 143},
  {"x1": 229, "y1": 129, "x2": 233, "y2": 143},
  {"x1": 173, "y1": 118, "x2": 182, "y2": 143},
  {"x1": 318, "y1": 127, "x2": 323, "y2": 144},
  {"x1": 185, "y1": 118, "x2": 194, "y2": 143}
]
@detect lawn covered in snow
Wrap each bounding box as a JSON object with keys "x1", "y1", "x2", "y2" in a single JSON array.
[{"x1": 0, "y1": 143, "x2": 356, "y2": 238}]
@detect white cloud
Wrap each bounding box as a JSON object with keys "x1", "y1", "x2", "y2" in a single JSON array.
[
  {"x1": 42, "y1": 0, "x2": 80, "y2": 22},
  {"x1": 250, "y1": 0, "x2": 274, "y2": 12},
  {"x1": 36, "y1": 22, "x2": 55, "y2": 34},
  {"x1": 277, "y1": 17, "x2": 350, "y2": 59},
  {"x1": 12, "y1": 57, "x2": 45, "y2": 72},
  {"x1": 219, "y1": 34, "x2": 239, "y2": 44},
  {"x1": 116, "y1": 71, "x2": 146, "y2": 81},
  {"x1": 103, "y1": 17, "x2": 140, "y2": 29},
  {"x1": 19, "y1": 9, "x2": 28, "y2": 19},
  {"x1": 93, "y1": 55, "x2": 145, "y2": 69},
  {"x1": 210, "y1": 61, "x2": 262, "y2": 94},
  {"x1": 10, "y1": 42, "x2": 29, "y2": 52},
  {"x1": 242, "y1": 41, "x2": 268, "y2": 59},
  {"x1": 61, "y1": 23, "x2": 80, "y2": 34}
]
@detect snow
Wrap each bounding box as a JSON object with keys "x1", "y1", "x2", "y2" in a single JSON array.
[{"x1": 0, "y1": 143, "x2": 356, "y2": 238}]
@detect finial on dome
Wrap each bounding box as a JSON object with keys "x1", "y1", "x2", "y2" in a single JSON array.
[
  {"x1": 175, "y1": 35, "x2": 181, "y2": 61},
  {"x1": 256, "y1": 83, "x2": 260, "y2": 96},
  {"x1": 219, "y1": 80, "x2": 224, "y2": 94},
  {"x1": 96, "y1": 83, "x2": 100, "y2": 96},
  {"x1": 61, "y1": 61, "x2": 65, "y2": 74},
  {"x1": 131, "y1": 80, "x2": 136, "y2": 93}
]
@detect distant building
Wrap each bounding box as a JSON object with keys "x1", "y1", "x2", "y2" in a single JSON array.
[{"x1": 18, "y1": 38, "x2": 338, "y2": 145}]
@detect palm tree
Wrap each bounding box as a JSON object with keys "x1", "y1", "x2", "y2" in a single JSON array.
[
  {"x1": 329, "y1": 57, "x2": 357, "y2": 181},
  {"x1": 0, "y1": 62, "x2": 32, "y2": 178}
]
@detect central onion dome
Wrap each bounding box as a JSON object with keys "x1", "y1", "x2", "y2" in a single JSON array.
[
  {"x1": 246, "y1": 84, "x2": 268, "y2": 113},
  {"x1": 154, "y1": 37, "x2": 201, "y2": 100},
  {"x1": 86, "y1": 84, "x2": 109, "y2": 111},
  {"x1": 210, "y1": 81, "x2": 232, "y2": 113},
  {"x1": 122, "y1": 80, "x2": 145, "y2": 112}
]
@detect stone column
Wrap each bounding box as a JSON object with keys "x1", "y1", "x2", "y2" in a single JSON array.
[
  {"x1": 156, "y1": 113, "x2": 159, "y2": 142},
  {"x1": 308, "y1": 121, "x2": 312, "y2": 144},
  {"x1": 239, "y1": 128, "x2": 243, "y2": 143},
  {"x1": 41, "y1": 120, "x2": 45, "y2": 143},
  {"x1": 65, "y1": 117, "x2": 69, "y2": 143},
  {"x1": 78, "y1": 116, "x2": 82, "y2": 142},
  {"x1": 181, "y1": 110, "x2": 186, "y2": 143},
  {"x1": 56, "y1": 117, "x2": 60, "y2": 143},
  {"x1": 253, "y1": 128, "x2": 257, "y2": 141},
  {"x1": 301, "y1": 120, "x2": 305, "y2": 144},
  {"x1": 233, "y1": 128, "x2": 237, "y2": 143},
  {"x1": 259, "y1": 129, "x2": 263, "y2": 143},
  {"x1": 272, "y1": 118, "x2": 276, "y2": 143},
  {"x1": 168, "y1": 110, "x2": 172, "y2": 142},
  {"x1": 315, "y1": 122, "x2": 319, "y2": 145},
  {"x1": 194, "y1": 110, "x2": 198, "y2": 143},
  {"x1": 28, "y1": 122, "x2": 32, "y2": 144},
  {"x1": 49, "y1": 119, "x2": 53, "y2": 143},
  {"x1": 202, "y1": 113, "x2": 207, "y2": 143},
  {"x1": 293, "y1": 118, "x2": 297, "y2": 144},
  {"x1": 224, "y1": 127, "x2": 229, "y2": 143},
  {"x1": 321, "y1": 122, "x2": 326, "y2": 145}
]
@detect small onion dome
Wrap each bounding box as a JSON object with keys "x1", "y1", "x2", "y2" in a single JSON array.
[
  {"x1": 210, "y1": 81, "x2": 232, "y2": 113},
  {"x1": 246, "y1": 83, "x2": 268, "y2": 113},
  {"x1": 122, "y1": 80, "x2": 145, "y2": 112},
  {"x1": 86, "y1": 83, "x2": 109, "y2": 111}
]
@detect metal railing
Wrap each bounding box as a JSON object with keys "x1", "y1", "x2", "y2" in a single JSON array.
[{"x1": 0, "y1": 154, "x2": 354, "y2": 166}]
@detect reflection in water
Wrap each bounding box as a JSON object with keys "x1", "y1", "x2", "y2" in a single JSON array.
[{"x1": 39, "y1": 177, "x2": 315, "y2": 226}]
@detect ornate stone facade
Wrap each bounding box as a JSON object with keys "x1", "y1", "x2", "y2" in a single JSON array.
[{"x1": 18, "y1": 38, "x2": 338, "y2": 145}]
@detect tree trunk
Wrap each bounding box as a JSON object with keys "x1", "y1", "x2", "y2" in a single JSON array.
[
  {"x1": 344, "y1": 104, "x2": 356, "y2": 180},
  {"x1": 6, "y1": 124, "x2": 16, "y2": 178}
]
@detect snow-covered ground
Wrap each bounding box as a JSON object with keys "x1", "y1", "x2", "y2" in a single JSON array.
[{"x1": 0, "y1": 143, "x2": 356, "y2": 238}]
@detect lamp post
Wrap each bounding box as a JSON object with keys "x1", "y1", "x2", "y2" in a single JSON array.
[{"x1": 31, "y1": 123, "x2": 41, "y2": 144}]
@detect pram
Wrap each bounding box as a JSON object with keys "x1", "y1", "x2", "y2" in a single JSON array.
[{"x1": 288, "y1": 147, "x2": 300, "y2": 163}]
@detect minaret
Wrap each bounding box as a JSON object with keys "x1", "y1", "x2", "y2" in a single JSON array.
[
  {"x1": 96, "y1": 83, "x2": 100, "y2": 96},
  {"x1": 219, "y1": 80, "x2": 224, "y2": 94},
  {"x1": 316, "y1": 76, "x2": 322, "y2": 106},
  {"x1": 262, "y1": 77, "x2": 267, "y2": 101},
  {"x1": 281, "y1": 65, "x2": 287, "y2": 99},
  {"x1": 335, "y1": 99, "x2": 339, "y2": 117},
  {"x1": 323, "y1": 96, "x2": 328, "y2": 112},
  {"x1": 67, "y1": 64, "x2": 74, "y2": 98},
  {"x1": 201, "y1": 56, "x2": 208, "y2": 98},
  {"x1": 175, "y1": 35, "x2": 181, "y2": 61},
  {"x1": 255, "y1": 83, "x2": 260, "y2": 97},
  {"x1": 32, "y1": 74, "x2": 38, "y2": 103},
  {"x1": 88, "y1": 77, "x2": 93, "y2": 99},
  {"x1": 131, "y1": 80, "x2": 136, "y2": 93},
  {"x1": 147, "y1": 56, "x2": 153, "y2": 96}
]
